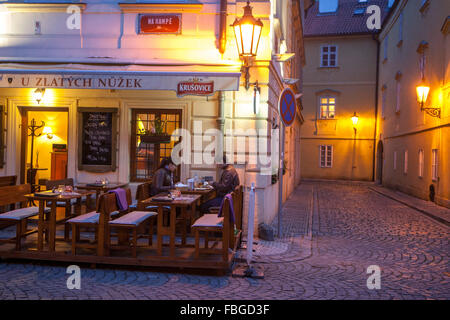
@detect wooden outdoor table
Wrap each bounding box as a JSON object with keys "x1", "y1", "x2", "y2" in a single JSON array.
[
  {"x1": 25, "y1": 190, "x2": 95, "y2": 252},
  {"x1": 140, "y1": 194, "x2": 201, "y2": 257},
  {"x1": 75, "y1": 182, "x2": 128, "y2": 204}
]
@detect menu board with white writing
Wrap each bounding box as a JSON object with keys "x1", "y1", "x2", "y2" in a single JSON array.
[{"x1": 78, "y1": 108, "x2": 117, "y2": 172}]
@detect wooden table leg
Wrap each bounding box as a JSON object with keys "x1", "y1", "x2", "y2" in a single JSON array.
[
  {"x1": 64, "y1": 200, "x2": 72, "y2": 241},
  {"x1": 49, "y1": 200, "x2": 57, "y2": 252},
  {"x1": 169, "y1": 206, "x2": 176, "y2": 257},
  {"x1": 157, "y1": 205, "x2": 164, "y2": 256},
  {"x1": 37, "y1": 200, "x2": 45, "y2": 251},
  {"x1": 181, "y1": 207, "x2": 187, "y2": 246}
]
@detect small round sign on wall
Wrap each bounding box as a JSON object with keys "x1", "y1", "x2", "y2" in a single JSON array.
[{"x1": 278, "y1": 88, "x2": 297, "y2": 127}]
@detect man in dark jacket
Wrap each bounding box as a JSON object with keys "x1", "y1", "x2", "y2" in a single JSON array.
[{"x1": 200, "y1": 155, "x2": 240, "y2": 213}]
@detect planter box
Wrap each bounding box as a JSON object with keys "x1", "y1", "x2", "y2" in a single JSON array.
[{"x1": 140, "y1": 134, "x2": 171, "y2": 144}]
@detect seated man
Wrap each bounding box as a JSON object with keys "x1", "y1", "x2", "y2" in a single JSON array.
[{"x1": 200, "y1": 155, "x2": 240, "y2": 213}]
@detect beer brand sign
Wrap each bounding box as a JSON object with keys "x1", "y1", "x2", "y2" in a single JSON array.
[
  {"x1": 139, "y1": 14, "x2": 181, "y2": 34},
  {"x1": 177, "y1": 80, "x2": 214, "y2": 97}
]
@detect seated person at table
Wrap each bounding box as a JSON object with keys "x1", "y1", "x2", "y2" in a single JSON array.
[
  {"x1": 150, "y1": 158, "x2": 176, "y2": 196},
  {"x1": 200, "y1": 155, "x2": 240, "y2": 213}
]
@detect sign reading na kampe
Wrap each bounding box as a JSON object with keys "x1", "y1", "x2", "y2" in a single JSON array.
[
  {"x1": 177, "y1": 80, "x2": 214, "y2": 97},
  {"x1": 139, "y1": 14, "x2": 181, "y2": 34}
]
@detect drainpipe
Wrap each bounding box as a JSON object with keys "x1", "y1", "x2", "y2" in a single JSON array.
[
  {"x1": 372, "y1": 33, "x2": 380, "y2": 182},
  {"x1": 216, "y1": 91, "x2": 226, "y2": 163},
  {"x1": 219, "y1": 0, "x2": 227, "y2": 55}
]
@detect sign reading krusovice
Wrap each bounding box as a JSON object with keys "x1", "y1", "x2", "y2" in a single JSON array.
[
  {"x1": 139, "y1": 14, "x2": 181, "y2": 34},
  {"x1": 177, "y1": 80, "x2": 214, "y2": 97}
]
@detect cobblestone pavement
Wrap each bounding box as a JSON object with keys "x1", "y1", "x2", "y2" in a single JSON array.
[{"x1": 0, "y1": 181, "x2": 449, "y2": 300}]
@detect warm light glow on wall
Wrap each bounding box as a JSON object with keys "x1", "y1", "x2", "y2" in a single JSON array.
[{"x1": 43, "y1": 126, "x2": 53, "y2": 139}]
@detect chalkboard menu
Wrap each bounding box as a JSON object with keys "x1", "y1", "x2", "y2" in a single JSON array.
[{"x1": 78, "y1": 108, "x2": 117, "y2": 172}]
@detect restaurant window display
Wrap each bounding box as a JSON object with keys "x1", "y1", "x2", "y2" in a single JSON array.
[{"x1": 130, "y1": 109, "x2": 182, "y2": 182}]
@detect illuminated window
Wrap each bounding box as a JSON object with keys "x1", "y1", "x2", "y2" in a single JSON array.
[
  {"x1": 321, "y1": 45, "x2": 338, "y2": 67},
  {"x1": 130, "y1": 109, "x2": 181, "y2": 182},
  {"x1": 431, "y1": 149, "x2": 438, "y2": 181},
  {"x1": 404, "y1": 150, "x2": 408, "y2": 174},
  {"x1": 319, "y1": 96, "x2": 336, "y2": 119},
  {"x1": 418, "y1": 149, "x2": 424, "y2": 177},
  {"x1": 319, "y1": 145, "x2": 333, "y2": 168}
]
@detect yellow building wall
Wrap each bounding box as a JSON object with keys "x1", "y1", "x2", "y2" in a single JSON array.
[
  {"x1": 301, "y1": 36, "x2": 378, "y2": 181},
  {"x1": 377, "y1": 0, "x2": 450, "y2": 208}
]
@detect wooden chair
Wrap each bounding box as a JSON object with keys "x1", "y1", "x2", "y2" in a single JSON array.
[
  {"x1": 0, "y1": 184, "x2": 48, "y2": 250},
  {"x1": 0, "y1": 175, "x2": 17, "y2": 187},
  {"x1": 67, "y1": 192, "x2": 118, "y2": 256},
  {"x1": 192, "y1": 193, "x2": 234, "y2": 262}
]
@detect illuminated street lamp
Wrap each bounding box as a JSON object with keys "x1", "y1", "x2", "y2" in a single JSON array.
[
  {"x1": 416, "y1": 79, "x2": 440, "y2": 118},
  {"x1": 232, "y1": 1, "x2": 263, "y2": 90},
  {"x1": 351, "y1": 112, "x2": 359, "y2": 134}
]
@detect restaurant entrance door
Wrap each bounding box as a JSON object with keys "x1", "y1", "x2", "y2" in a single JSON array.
[{"x1": 19, "y1": 107, "x2": 69, "y2": 191}]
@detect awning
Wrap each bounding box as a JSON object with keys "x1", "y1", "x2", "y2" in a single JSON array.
[{"x1": 0, "y1": 63, "x2": 241, "y2": 96}]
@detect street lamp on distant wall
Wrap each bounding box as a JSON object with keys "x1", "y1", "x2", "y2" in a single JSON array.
[
  {"x1": 416, "y1": 79, "x2": 441, "y2": 118},
  {"x1": 232, "y1": 1, "x2": 263, "y2": 90},
  {"x1": 351, "y1": 112, "x2": 359, "y2": 135}
]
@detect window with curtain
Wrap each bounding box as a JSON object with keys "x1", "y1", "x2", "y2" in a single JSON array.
[
  {"x1": 431, "y1": 149, "x2": 438, "y2": 181},
  {"x1": 418, "y1": 149, "x2": 424, "y2": 177},
  {"x1": 130, "y1": 109, "x2": 182, "y2": 182}
]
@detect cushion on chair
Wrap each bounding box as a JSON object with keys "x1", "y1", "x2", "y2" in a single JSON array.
[
  {"x1": 109, "y1": 211, "x2": 157, "y2": 226},
  {"x1": 192, "y1": 214, "x2": 224, "y2": 228},
  {"x1": 0, "y1": 207, "x2": 50, "y2": 221},
  {"x1": 67, "y1": 211, "x2": 119, "y2": 224}
]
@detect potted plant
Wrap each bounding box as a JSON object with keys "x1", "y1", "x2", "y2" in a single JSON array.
[{"x1": 140, "y1": 118, "x2": 171, "y2": 144}]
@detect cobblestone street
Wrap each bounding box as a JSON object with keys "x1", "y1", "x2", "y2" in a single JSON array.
[{"x1": 0, "y1": 181, "x2": 449, "y2": 300}]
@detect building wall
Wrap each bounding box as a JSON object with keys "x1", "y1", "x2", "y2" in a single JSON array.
[
  {"x1": 376, "y1": 0, "x2": 450, "y2": 208},
  {"x1": 301, "y1": 35, "x2": 378, "y2": 181},
  {"x1": 0, "y1": 0, "x2": 307, "y2": 234}
]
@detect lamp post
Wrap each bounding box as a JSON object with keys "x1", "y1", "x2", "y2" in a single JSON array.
[
  {"x1": 416, "y1": 79, "x2": 441, "y2": 118},
  {"x1": 232, "y1": 1, "x2": 263, "y2": 90}
]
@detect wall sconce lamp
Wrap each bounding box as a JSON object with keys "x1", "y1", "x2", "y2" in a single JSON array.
[
  {"x1": 416, "y1": 80, "x2": 441, "y2": 118},
  {"x1": 33, "y1": 88, "x2": 45, "y2": 104},
  {"x1": 43, "y1": 126, "x2": 53, "y2": 139},
  {"x1": 232, "y1": 1, "x2": 263, "y2": 90},
  {"x1": 351, "y1": 112, "x2": 359, "y2": 134}
]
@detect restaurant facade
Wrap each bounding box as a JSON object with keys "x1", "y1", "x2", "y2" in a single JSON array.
[{"x1": 0, "y1": 0, "x2": 309, "y2": 235}]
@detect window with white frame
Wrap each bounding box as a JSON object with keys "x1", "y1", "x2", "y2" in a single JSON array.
[
  {"x1": 418, "y1": 148, "x2": 424, "y2": 177},
  {"x1": 432, "y1": 149, "x2": 438, "y2": 180},
  {"x1": 404, "y1": 150, "x2": 408, "y2": 174},
  {"x1": 393, "y1": 151, "x2": 397, "y2": 170},
  {"x1": 321, "y1": 45, "x2": 337, "y2": 67},
  {"x1": 319, "y1": 145, "x2": 333, "y2": 168},
  {"x1": 319, "y1": 96, "x2": 336, "y2": 119}
]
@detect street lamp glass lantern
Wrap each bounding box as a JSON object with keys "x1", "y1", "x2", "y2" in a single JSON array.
[
  {"x1": 33, "y1": 88, "x2": 45, "y2": 104},
  {"x1": 351, "y1": 112, "x2": 359, "y2": 126},
  {"x1": 416, "y1": 83, "x2": 430, "y2": 107},
  {"x1": 232, "y1": 1, "x2": 263, "y2": 59}
]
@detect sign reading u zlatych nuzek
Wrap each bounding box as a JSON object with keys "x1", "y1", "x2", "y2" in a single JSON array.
[
  {"x1": 139, "y1": 14, "x2": 181, "y2": 34},
  {"x1": 177, "y1": 80, "x2": 214, "y2": 97}
]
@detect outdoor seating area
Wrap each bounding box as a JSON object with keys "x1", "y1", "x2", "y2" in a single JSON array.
[{"x1": 0, "y1": 179, "x2": 244, "y2": 272}]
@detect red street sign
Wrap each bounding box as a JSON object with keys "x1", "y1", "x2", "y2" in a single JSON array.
[
  {"x1": 279, "y1": 88, "x2": 296, "y2": 127},
  {"x1": 139, "y1": 14, "x2": 181, "y2": 34},
  {"x1": 177, "y1": 81, "x2": 214, "y2": 97}
]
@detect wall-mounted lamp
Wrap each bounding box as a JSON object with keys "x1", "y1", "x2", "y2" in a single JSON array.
[
  {"x1": 351, "y1": 112, "x2": 359, "y2": 134},
  {"x1": 232, "y1": 1, "x2": 263, "y2": 90},
  {"x1": 33, "y1": 88, "x2": 45, "y2": 104},
  {"x1": 43, "y1": 126, "x2": 53, "y2": 139},
  {"x1": 416, "y1": 79, "x2": 440, "y2": 118}
]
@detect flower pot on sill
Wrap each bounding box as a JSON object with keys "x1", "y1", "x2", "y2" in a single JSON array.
[{"x1": 140, "y1": 134, "x2": 171, "y2": 144}]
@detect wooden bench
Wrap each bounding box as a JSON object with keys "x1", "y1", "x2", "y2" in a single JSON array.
[
  {"x1": 192, "y1": 193, "x2": 234, "y2": 262},
  {"x1": 0, "y1": 175, "x2": 17, "y2": 187},
  {"x1": 0, "y1": 184, "x2": 49, "y2": 250}
]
